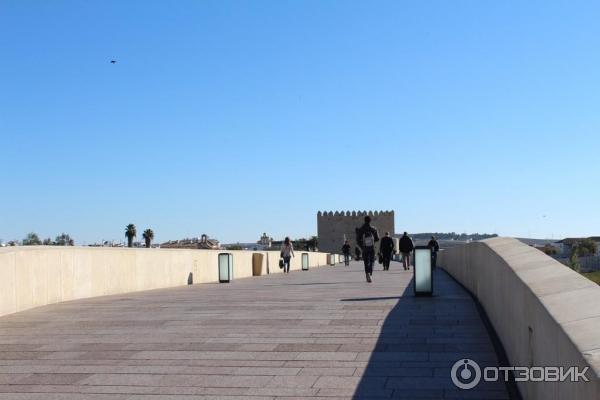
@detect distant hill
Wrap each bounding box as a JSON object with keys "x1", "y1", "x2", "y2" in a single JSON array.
[{"x1": 409, "y1": 232, "x2": 499, "y2": 241}]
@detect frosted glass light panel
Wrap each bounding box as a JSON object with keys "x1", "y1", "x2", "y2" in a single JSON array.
[
  {"x1": 414, "y1": 247, "x2": 432, "y2": 296},
  {"x1": 302, "y1": 253, "x2": 309, "y2": 270},
  {"x1": 219, "y1": 253, "x2": 233, "y2": 283}
]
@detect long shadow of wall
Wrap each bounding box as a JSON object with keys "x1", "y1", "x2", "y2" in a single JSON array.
[{"x1": 343, "y1": 269, "x2": 514, "y2": 399}]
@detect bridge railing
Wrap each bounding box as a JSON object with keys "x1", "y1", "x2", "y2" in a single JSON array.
[
  {"x1": 0, "y1": 247, "x2": 329, "y2": 318},
  {"x1": 439, "y1": 237, "x2": 600, "y2": 399}
]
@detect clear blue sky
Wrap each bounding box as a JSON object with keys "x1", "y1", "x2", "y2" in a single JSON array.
[{"x1": 1, "y1": 0, "x2": 599, "y2": 244}]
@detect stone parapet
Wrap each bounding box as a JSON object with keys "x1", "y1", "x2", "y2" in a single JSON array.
[{"x1": 439, "y1": 237, "x2": 600, "y2": 399}]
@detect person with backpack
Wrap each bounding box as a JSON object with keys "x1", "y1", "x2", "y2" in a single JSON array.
[
  {"x1": 399, "y1": 231, "x2": 414, "y2": 271},
  {"x1": 379, "y1": 232, "x2": 395, "y2": 271},
  {"x1": 356, "y1": 216, "x2": 379, "y2": 282},
  {"x1": 280, "y1": 237, "x2": 295, "y2": 273},
  {"x1": 341, "y1": 239, "x2": 351, "y2": 266},
  {"x1": 354, "y1": 245, "x2": 362, "y2": 261},
  {"x1": 427, "y1": 236, "x2": 440, "y2": 268}
]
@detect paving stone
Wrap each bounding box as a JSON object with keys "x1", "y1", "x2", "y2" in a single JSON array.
[
  {"x1": 15, "y1": 373, "x2": 92, "y2": 385},
  {"x1": 245, "y1": 386, "x2": 319, "y2": 396},
  {"x1": 0, "y1": 261, "x2": 506, "y2": 399},
  {"x1": 0, "y1": 374, "x2": 32, "y2": 385},
  {"x1": 443, "y1": 388, "x2": 510, "y2": 399},
  {"x1": 385, "y1": 376, "x2": 458, "y2": 390},
  {"x1": 283, "y1": 360, "x2": 368, "y2": 368},
  {"x1": 390, "y1": 388, "x2": 445, "y2": 398},
  {"x1": 317, "y1": 386, "x2": 394, "y2": 397},
  {"x1": 0, "y1": 395, "x2": 131, "y2": 400},
  {"x1": 297, "y1": 367, "x2": 356, "y2": 376},
  {"x1": 355, "y1": 366, "x2": 433, "y2": 377},
  {"x1": 274, "y1": 344, "x2": 340, "y2": 352},
  {"x1": 356, "y1": 351, "x2": 429, "y2": 362},
  {"x1": 151, "y1": 386, "x2": 249, "y2": 395},
  {"x1": 294, "y1": 352, "x2": 358, "y2": 361},
  {"x1": 264, "y1": 375, "x2": 319, "y2": 388},
  {"x1": 233, "y1": 367, "x2": 300, "y2": 376}
]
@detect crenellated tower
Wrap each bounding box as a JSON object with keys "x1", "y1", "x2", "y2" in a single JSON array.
[{"x1": 316, "y1": 210, "x2": 395, "y2": 254}]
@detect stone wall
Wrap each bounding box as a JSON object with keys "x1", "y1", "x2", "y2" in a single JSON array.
[
  {"x1": 317, "y1": 210, "x2": 395, "y2": 254},
  {"x1": 439, "y1": 237, "x2": 600, "y2": 399},
  {"x1": 0, "y1": 247, "x2": 329, "y2": 318}
]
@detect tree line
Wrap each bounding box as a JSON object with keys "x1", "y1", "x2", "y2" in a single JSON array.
[
  {"x1": 569, "y1": 238, "x2": 599, "y2": 272},
  {"x1": 20, "y1": 232, "x2": 74, "y2": 246},
  {"x1": 10, "y1": 225, "x2": 155, "y2": 248},
  {"x1": 411, "y1": 232, "x2": 499, "y2": 241}
]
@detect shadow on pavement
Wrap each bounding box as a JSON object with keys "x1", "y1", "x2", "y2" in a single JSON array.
[{"x1": 347, "y1": 269, "x2": 512, "y2": 399}]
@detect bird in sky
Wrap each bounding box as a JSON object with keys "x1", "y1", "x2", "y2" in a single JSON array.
[{"x1": 110, "y1": 60, "x2": 117, "y2": 64}]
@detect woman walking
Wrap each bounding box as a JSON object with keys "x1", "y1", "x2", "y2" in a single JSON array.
[{"x1": 280, "y1": 237, "x2": 295, "y2": 273}]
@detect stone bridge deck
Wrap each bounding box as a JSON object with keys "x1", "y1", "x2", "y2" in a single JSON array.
[{"x1": 0, "y1": 261, "x2": 508, "y2": 399}]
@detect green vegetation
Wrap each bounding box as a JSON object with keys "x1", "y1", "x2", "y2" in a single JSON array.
[
  {"x1": 142, "y1": 229, "x2": 154, "y2": 248},
  {"x1": 289, "y1": 236, "x2": 318, "y2": 251},
  {"x1": 568, "y1": 238, "x2": 598, "y2": 271},
  {"x1": 541, "y1": 245, "x2": 557, "y2": 255},
  {"x1": 18, "y1": 232, "x2": 75, "y2": 246},
  {"x1": 581, "y1": 271, "x2": 600, "y2": 285},
  {"x1": 55, "y1": 233, "x2": 74, "y2": 246},
  {"x1": 306, "y1": 236, "x2": 318, "y2": 251},
  {"x1": 569, "y1": 248, "x2": 581, "y2": 272},
  {"x1": 574, "y1": 238, "x2": 598, "y2": 257},
  {"x1": 125, "y1": 224, "x2": 137, "y2": 248},
  {"x1": 22, "y1": 232, "x2": 42, "y2": 246},
  {"x1": 225, "y1": 244, "x2": 243, "y2": 250},
  {"x1": 411, "y1": 232, "x2": 498, "y2": 241},
  {"x1": 40, "y1": 233, "x2": 75, "y2": 246}
]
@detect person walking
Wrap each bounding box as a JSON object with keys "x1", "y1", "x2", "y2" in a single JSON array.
[
  {"x1": 280, "y1": 237, "x2": 295, "y2": 273},
  {"x1": 379, "y1": 232, "x2": 395, "y2": 271},
  {"x1": 427, "y1": 236, "x2": 440, "y2": 268},
  {"x1": 356, "y1": 216, "x2": 379, "y2": 282},
  {"x1": 399, "y1": 232, "x2": 414, "y2": 271},
  {"x1": 341, "y1": 240, "x2": 351, "y2": 266}
]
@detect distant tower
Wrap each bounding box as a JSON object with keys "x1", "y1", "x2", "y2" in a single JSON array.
[
  {"x1": 259, "y1": 232, "x2": 272, "y2": 248},
  {"x1": 317, "y1": 211, "x2": 395, "y2": 254}
]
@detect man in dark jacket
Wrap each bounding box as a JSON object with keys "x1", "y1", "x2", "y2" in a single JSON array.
[
  {"x1": 356, "y1": 216, "x2": 379, "y2": 282},
  {"x1": 354, "y1": 246, "x2": 362, "y2": 261},
  {"x1": 341, "y1": 240, "x2": 351, "y2": 266},
  {"x1": 427, "y1": 236, "x2": 440, "y2": 268},
  {"x1": 379, "y1": 232, "x2": 395, "y2": 271},
  {"x1": 399, "y1": 232, "x2": 414, "y2": 271}
]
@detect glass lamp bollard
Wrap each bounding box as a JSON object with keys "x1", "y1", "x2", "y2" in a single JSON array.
[
  {"x1": 413, "y1": 246, "x2": 433, "y2": 296},
  {"x1": 218, "y1": 253, "x2": 233, "y2": 283},
  {"x1": 302, "y1": 253, "x2": 309, "y2": 271}
]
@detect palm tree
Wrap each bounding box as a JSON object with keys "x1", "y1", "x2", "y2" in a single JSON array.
[
  {"x1": 142, "y1": 229, "x2": 154, "y2": 248},
  {"x1": 125, "y1": 224, "x2": 137, "y2": 247}
]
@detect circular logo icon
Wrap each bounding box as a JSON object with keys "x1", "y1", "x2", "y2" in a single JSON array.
[{"x1": 451, "y1": 359, "x2": 481, "y2": 389}]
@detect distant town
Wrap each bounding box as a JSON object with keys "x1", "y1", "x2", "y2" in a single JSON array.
[{"x1": 2, "y1": 229, "x2": 598, "y2": 278}]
